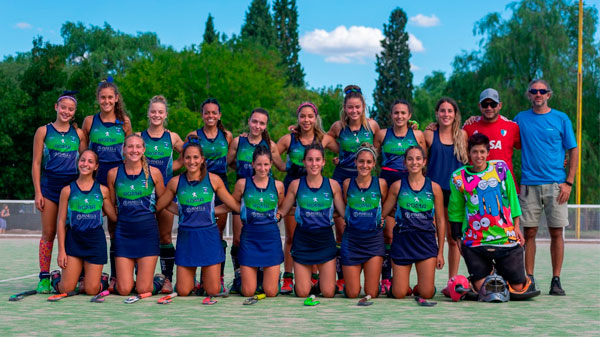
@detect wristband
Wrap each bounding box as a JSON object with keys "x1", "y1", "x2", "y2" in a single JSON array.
[{"x1": 564, "y1": 181, "x2": 573, "y2": 186}]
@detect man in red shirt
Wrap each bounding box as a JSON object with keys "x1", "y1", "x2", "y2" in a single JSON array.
[{"x1": 463, "y1": 88, "x2": 521, "y2": 173}]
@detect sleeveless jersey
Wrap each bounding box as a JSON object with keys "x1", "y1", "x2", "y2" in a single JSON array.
[
  {"x1": 141, "y1": 130, "x2": 173, "y2": 183},
  {"x1": 115, "y1": 165, "x2": 156, "y2": 221},
  {"x1": 176, "y1": 173, "x2": 216, "y2": 229},
  {"x1": 426, "y1": 130, "x2": 463, "y2": 191},
  {"x1": 66, "y1": 181, "x2": 104, "y2": 231},
  {"x1": 240, "y1": 177, "x2": 278, "y2": 227},
  {"x1": 89, "y1": 113, "x2": 125, "y2": 163},
  {"x1": 337, "y1": 125, "x2": 373, "y2": 169},
  {"x1": 344, "y1": 177, "x2": 382, "y2": 231},
  {"x1": 294, "y1": 176, "x2": 334, "y2": 230},
  {"x1": 395, "y1": 177, "x2": 436, "y2": 232},
  {"x1": 286, "y1": 135, "x2": 311, "y2": 177},
  {"x1": 381, "y1": 128, "x2": 418, "y2": 173},
  {"x1": 42, "y1": 124, "x2": 80, "y2": 176},
  {"x1": 236, "y1": 136, "x2": 269, "y2": 179},
  {"x1": 196, "y1": 128, "x2": 228, "y2": 174}
]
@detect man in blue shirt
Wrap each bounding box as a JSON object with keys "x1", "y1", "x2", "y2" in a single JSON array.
[{"x1": 514, "y1": 79, "x2": 578, "y2": 296}]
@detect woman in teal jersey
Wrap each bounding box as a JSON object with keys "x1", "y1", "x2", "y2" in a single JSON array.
[
  {"x1": 229, "y1": 145, "x2": 285, "y2": 297},
  {"x1": 32, "y1": 91, "x2": 87, "y2": 293},
  {"x1": 278, "y1": 144, "x2": 346, "y2": 298},
  {"x1": 139, "y1": 95, "x2": 184, "y2": 294},
  {"x1": 373, "y1": 99, "x2": 426, "y2": 295},
  {"x1": 327, "y1": 85, "x2": 380, "y2": 293},
  {"x1": 107, "y1": 135, "x2": 165, "y2": 296},
  {"x1": 156, "y1": 137, "x2": 240, "y2": 297},
  {"x1": 381, "y1": 146, "x2": 446, "y2": 299},
  {"x1": 341, "y1": 143, "x2": 388, "y2": 298},
  {"x1": 276, "y1": 102, "x2": 338, "y2": 294},
  {"x1": 53, "y1": 150, "x2": 117, "y2": 295}
]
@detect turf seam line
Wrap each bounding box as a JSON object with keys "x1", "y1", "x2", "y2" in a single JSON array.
[{"x1": 0, "y1": 273, "x2": 38, "y2": 283}]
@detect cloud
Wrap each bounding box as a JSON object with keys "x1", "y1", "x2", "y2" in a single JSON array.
[
  {"x1": 300, "y1": 25, "x2": 384, "y2": 63},
  {"x1": 410, "y1": 64, "x2": 421, "y2": 71},
  {"x1": 14, "y1": 22, "x2": 32, "y2": 29},
  {"x1": 408, "y1": 34, "x2": 425, "y2": 53},
  {"x1": 409, "y1": 14, "x2": 440, "y2": 27}
]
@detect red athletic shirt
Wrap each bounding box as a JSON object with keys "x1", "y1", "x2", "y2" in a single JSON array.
[{"x1": 463, "y1": 115, "x2": 521, "y2": 173}]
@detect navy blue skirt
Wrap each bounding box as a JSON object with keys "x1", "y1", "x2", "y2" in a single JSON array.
[
  {"x1": 332, "y1": 166, "x2": 357, "y2": 187},
  {"x1": 114, "y1": 218, "x2": 159, "y2": 259},
  {"x1": 96, "y1": 161, "x2": 121, "y2": 187},
  {"x1": 390, "y1": 229, "x2": 438, "y2": 265},
  {"x1": 65, "y1": 226, "x2": 107, "y2": 265},
  {"x1": 213, "y1": 172, "x2": 229, "y2": 207},
  {"x1": 380, "y1": 168, "x2": 407, "y2": 187},
  {"x1": 41, "y1": 173, "x2": 78, "y2": 204},
  {"x1": 340, "y1": 227, "x2": 385, "y2": 266},
  {"x1": 175, "y1": 226, "x2": 225, "y2": 267},
  {"x1": 291, "y1": 226, "x2": 336, "y2": 265},
  {"x1": 239, "y1": 224, "x2": 283, "y2": 267}
]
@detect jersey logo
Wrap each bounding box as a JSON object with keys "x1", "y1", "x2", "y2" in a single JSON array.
[
  {"x1": 500, "y1": 129, "x2": 507, "y2": 136},
  {"x1": 490, "y1": 140, "x2": 502, "y2": 150}
]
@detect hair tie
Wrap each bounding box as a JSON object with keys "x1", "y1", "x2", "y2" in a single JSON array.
[
  {"x1": 345, "y1": 88, "x2": 362, "y2": 95},
  {"x1": 183, "y1": 138, "x2": 200, "y2": 149},
  {"x1": 296, "y1": 102, "x2": 318, "y2": 116}
]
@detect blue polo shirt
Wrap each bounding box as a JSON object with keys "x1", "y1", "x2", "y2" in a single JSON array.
[{"x1": 514, "y1": 108, "x2": 577, "y2": 185}]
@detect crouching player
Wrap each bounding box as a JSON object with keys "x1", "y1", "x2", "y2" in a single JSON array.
[{"x1": 448, "y1": 133, "x2": 539, "y2": 301}]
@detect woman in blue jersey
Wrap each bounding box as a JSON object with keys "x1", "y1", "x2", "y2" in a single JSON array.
[
  {"x1": 52, "y1": 150, "x2": 117, "y2": 295},
  {"x1": 276, "y1": 102, "x2": 338, "y2": 294},
  {"x1": 156, "y1": 137, "x2": 240, "y2": 298},
  {"x1": 32, "y1": 91, "x2": 87, "y2": 293},
  {"x1": 373, "y1": 99, "x2": 426, "y2": 295},
  {"x1": 107, "y1": 135, "x2": 165, "y2": 296},
  {"x1": 341, "y1": 143, "x2": 388, "y2": 298},
  {"x1": 277, "y1": 144, "x2": 346, "y2": 298},
  {"x1": 423, "y1": 98, "x2": 468, "y2": 289},
  {"x1": 139, "y1": 95, "x2": 184, "y2": 294},
  {"x1": 380, "y1": 146, "x2": 446, "y2": 299},
  {"x1": 227, "y1": 145, "x2": 285, "y2": 297},
  {"x1": 226, "y1": 108, "x2": 285, "y2": 292},
  {"x1": 327, "y1": 85, "x2": 380, "y2": 292}
]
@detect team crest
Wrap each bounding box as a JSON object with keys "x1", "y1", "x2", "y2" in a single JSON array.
[{"x1": 500, "y1": 129, "x2": 507, "y2": 136}]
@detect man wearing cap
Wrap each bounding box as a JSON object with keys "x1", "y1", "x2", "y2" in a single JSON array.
[
  {"x1": 513, "y1": 79, "x2": 578, "y2": 296},
  {"x1": 463, "y1": 88, "x2": 521, "y2": 174}
]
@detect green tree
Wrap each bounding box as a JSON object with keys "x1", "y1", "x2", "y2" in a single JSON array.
[
  {"x1": 372, "y1": 7, "x2": 413, "y2": 128},
  {"x1": 273, "y1": 0, "x2": 304, "y2": 87},
  {"x1": 203, "y1": 13, "x2": 218, "y2": 45},
  {"x1": 241, "y1": 0, "x2": 277, "y2": 49},
  {"x1": 412, "y1": 71, "x2": 447, "y2": 124}
]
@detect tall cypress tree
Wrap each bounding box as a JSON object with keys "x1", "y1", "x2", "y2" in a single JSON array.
[
  {"x1": 203, "y1": 13, "x2": 218, "y2": 44},
  {"x1": 372, "y1": 8, "x2": 413, "y2": 127},
  {"x1": 241, "y1": 0, "x2": 276, "y2": 49},
  {"x1": 273, "y1": 0, "x2": 304, "y2": 87}
]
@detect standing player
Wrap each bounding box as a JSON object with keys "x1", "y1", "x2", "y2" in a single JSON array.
[
  {"x1": 156, "y1": 137, "x2": 240, "y2": 298},
  {"x1": 277, "y1": 144, "x2": 346, "y2": 298},
  {"x1": 53, "y1": 150, "x2": 117, "y2": 295},
  {"x1": 341, "y1": 143, "x2": 387, "y2": 298},
  {"x1": 32, "y1": 91, "x2": 86, "y2": 293},
  {"x1": 327, "y1": 85, "x2": 380, "y2": 292},
  {"x1": 381, "y1": 146, "x2": 445, "y2": 299},
  {"x1": 107, "y1": 135, "x2": 165, "y2": 296},
  {"x1": 139, "y1": 95, "x2": 184, "y2": 294}
]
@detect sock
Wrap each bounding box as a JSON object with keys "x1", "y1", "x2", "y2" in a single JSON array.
[
  {"x1": 38, "y1": 239, "x2": 53, "y2": 276},
  {"x1": 382, "y1": 244, "x2": 392, "y2": 280},
  {"x1": 231, "y1": 244, "x2": 240, "y2": 274},
  {"x1": 283, "y1": 272, "x2": 293, "y2": 279},
  {"x1": 110, "y1": 239, "x2": 116, "y2": 279},
  {"x1": 160, "y1": 243, "x2": 175, "y2": 282},
  {"x1": 220, "y1": 240, "x2": 227, "y2": 278},
  {"x1": 101, "y1": 273, "x2": 109, "y2": 291},
  {"x1": 336, "y1": 244, "x2": 343, "y2": 280}
]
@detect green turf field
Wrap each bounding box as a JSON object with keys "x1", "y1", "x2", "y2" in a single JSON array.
[{"x1": 0, "y1": 239, "x2": 598, "y2": 336}]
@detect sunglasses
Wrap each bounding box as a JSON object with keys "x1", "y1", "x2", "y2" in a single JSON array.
[
  {"x1": 481, "y1": 101, "x2": 498, "y2": 109},
  {"x1": 529, "y1": 89, "x2": 549, "y2": 95}
]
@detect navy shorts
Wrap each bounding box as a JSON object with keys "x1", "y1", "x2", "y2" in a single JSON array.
[
  {"x1": 340, "y1": 227, "x2": 385, "y2": 266},
  {"x1": 213, "y1": 172, "x2": 229, "y2": 207},
  {"x1": 391, "y1": 229, "x2": 438, "y2": 265},
  {"x1": 461, "y1": 243, "x2": 526, "y2": 285},
  {"x1": 239, "y1": 224, "x2": 284, "y2": 268},
  {"x1": 65, "y1": 226, "x2": 108, "y2": 265},
  {"x1": 332, "y1": 166, "x2": 357, "y2": 188},
  {"x1": 380, "y1": 168, "x2": 407, "y2": 187},
  {"x1": 176, "y1": 226, "x2": 225, "y2": 267},
  {"x1": 97, "y1": 161, "x2": 121, "y2": 187},
  {"x1": 114, "y1": 217, "x2": 159, "y2": 258},
  {"x1": 41, "y1": 173, "x2": 78, "y2": 204},
  {"x1": 291, "y1": 226, "x2": 337, "y2": 265}
]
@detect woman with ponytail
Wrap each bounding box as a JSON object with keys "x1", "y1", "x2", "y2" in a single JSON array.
[
  {"x1": 156, "y1": 136, "x2": 240, "y2": 299},
  {"x1": 138, "y1": 95, "x2": 184, "y2": 294},
  {"x1": 32, "y1": 91, "x2": 87, "y2": 293},
  {"x1": 106, "y1": 135, "x2": 165, "y2": 296}
]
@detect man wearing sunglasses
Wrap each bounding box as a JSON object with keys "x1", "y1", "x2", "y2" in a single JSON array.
[{"x1": 514, "y1": 79, "x2": 578, "y2": 296}]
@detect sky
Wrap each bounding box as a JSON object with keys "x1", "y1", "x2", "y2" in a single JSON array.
[{"x1": 1, "y1": 0, "x2": 599, "y2": 106}]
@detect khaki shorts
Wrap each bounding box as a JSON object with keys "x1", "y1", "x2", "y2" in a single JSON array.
[{"x1": 519, "y1": 184, "x2": 569, "y2": 228}]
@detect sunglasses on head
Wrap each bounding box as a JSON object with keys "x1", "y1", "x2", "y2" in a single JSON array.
[
  {"x1": 529, "y1": 89, "x2": 549, "y2": 95},
  {"x1": 481, "y1": 101, "x2": 498, "y2": 109}
]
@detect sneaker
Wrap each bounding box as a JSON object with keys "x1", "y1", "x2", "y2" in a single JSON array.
[
  {"x1": 108, "y1": 277, "x2": 117, "y2": 294},
  {"x1": 549, "y1": 276, "x2": 566, "y2": 296},
  {"x1": 441, "y1": 286, "x2": 451, "y2": 298},
  {"x1": 77, "y1": 276, "x2": 85, "y2": 294},
  {"x1": 193, "y1": 280, "x2": 205, "y2": 296},
  {"x1": 281, "y1": 277, "x2": 294, "y2": 295},
  {"x1": 153, "y1": 274, "x2": 166, "y2": 294},
  {"x1": 229, "y1": 271, "x2": 242, "y2": 295},
  {"x1": 528, "y1": 274, "x2": 537, "y2": 290},
  {"x1": 49, "y1": 270, "x2": 61, "y2": 293},
  {"x1": 380, "y1": 279, "x2": 392, "y2": 296},
  {"x1": 101, "y1": 273, "x2": 110, "y2": 292},
  {"x1": 336, "y1": 279, "x2": 345, "y2": 294},
  {"x1": 161, "y1": 278, "x2": 173, "y2": 294}
]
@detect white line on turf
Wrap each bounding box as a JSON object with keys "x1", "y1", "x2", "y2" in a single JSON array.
[{"x1": 0, "y1": 274, "x2": 38, "y2": 283}]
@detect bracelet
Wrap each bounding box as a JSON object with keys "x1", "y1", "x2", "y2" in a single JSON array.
[{"x1": 564, "y1": 181, "x2": 573, "y2": 186}]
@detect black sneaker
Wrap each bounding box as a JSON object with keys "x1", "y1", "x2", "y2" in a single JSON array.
[
  {"x1": 549, "y1": 276, "x2": 566, "y2": 296},
  {"x1": 527, "y1": 274, "x2": 537, "y2": 290}
]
